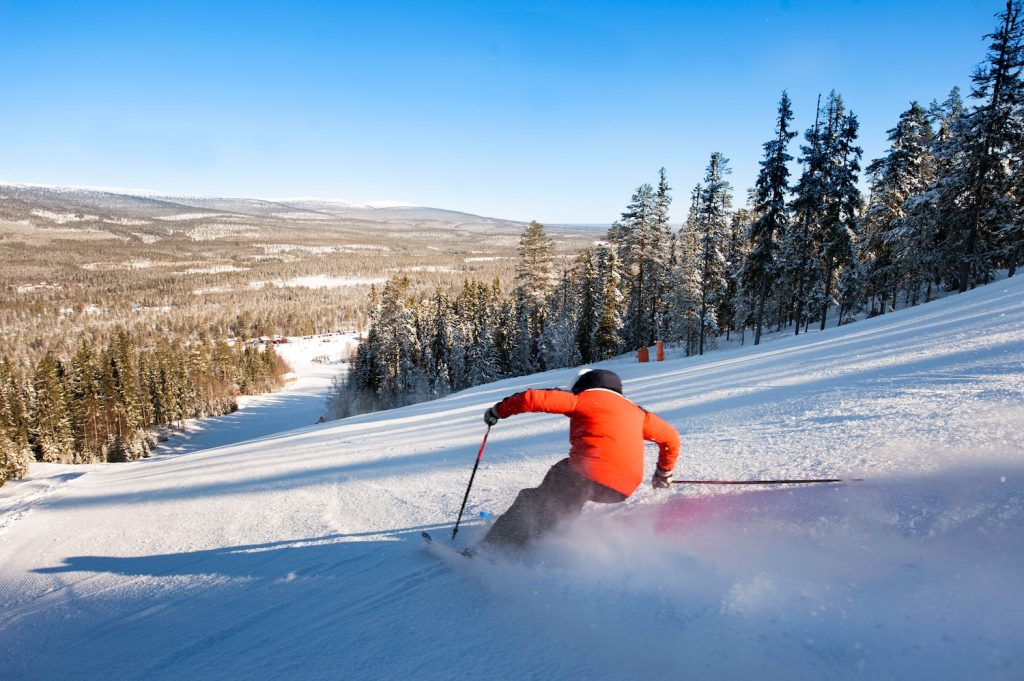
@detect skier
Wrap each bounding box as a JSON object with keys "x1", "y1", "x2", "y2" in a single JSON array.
[{"x1": 480, "y1": 369, "x2": 680, "y2": 550}]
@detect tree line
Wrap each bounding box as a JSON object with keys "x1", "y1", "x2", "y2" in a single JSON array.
[
  {"x1": 0, "y1": 331, "x2": 289, "y2": 485},
  {"x1": 330, "y1": 1, "x2": 1024, "y2": 417}
]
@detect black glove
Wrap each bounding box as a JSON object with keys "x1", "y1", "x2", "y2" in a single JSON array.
[
  {"x1": 652, "y1": 467, "x2": 673, "y2": 489},
  {"x1": 483, "y1": 405, "x2": 500, "y2": 427}
]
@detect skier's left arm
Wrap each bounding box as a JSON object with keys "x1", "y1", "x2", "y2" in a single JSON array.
[
  {"x1": 484, "y1": 389, "x2": 577, "y2": 425},
  {"x1": 642, "y1": 411, "x2": 681, "y2": 485}
]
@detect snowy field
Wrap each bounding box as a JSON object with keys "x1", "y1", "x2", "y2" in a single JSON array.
[{"x1": 1, "y1": 279, "x2": 1022, "y2": 680}]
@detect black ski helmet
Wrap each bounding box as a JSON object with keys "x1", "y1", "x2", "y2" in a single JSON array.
[{"x1": 570, "y1": 369, "x2": 623, "y2": 395}]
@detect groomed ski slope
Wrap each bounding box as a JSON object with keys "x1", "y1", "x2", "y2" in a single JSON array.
[{"x1": 2, "y1": 277, "x2": 1023, "y2": 681}]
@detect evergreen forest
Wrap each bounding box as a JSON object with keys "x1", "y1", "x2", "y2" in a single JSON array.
[
  {"x1": 331, "y1": 2, "x2": 1024, "y2": 417},
  {"x1": 0, "y1": 330, "x2": 289, "y2": 484}
]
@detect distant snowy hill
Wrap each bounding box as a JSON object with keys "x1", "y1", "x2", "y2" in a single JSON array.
[
  {"x1": 0, "y1": 182, "x2": 530, "y2": 233},
  {"x1": 1, "y1": 276, "x2": 1022, "y2": 680}
]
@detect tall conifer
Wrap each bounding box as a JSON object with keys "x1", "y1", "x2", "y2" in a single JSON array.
[
  {"x1": 747, "y1": 91, "x2": 796, "y2": 344},
  {"x1": 695, "y1": 153, "x2": 733, "y2": 354}
]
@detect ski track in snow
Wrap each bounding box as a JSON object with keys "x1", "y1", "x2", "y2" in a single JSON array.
[{"x1": 0, "y1": 282, "x2": 1023, "y2": 680}]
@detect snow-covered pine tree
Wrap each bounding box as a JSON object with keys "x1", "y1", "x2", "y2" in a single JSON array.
[
  {"x1": 358, "y1": 277, "x2": 420, "y2": 407},
  {"x1": 164, "y1": 343, "x2": 192, "y2": 425},
  {"x1": 426, "y1": 290, "x2": 453, "y2": 396},
  {"x1": 1002, "y1": 5, "x2": 1024, "y2": 277},
  {"x1": 540, "y1": 268, "x2": 582, "y2": 370},
  {"x1": 896, "y1": 88, "x2": 968, "y2": 301},
  {"x1": 695, "y1": 153, "x2": 733, "y2": 354},
  {"x1": 666, "y1": 184, "x2": 705, "y2": 355},
  {"x1": 509, "y1": 288, "x2": 533, "y2": 377},
  {"x1": 816, "y1": 92, "x2": 863, "y2": 330},
  {"x1": 788, "y1": 94, "x2": 828, "y2": 335},
  {"x1": 573, "y1": 248, "x2": 599, "y2": 364},
  {"x1": 409, "y1": 299, "x2": 436, "y2": 399},
  {"x1": 0, "y1": 357, "x2": 33, "y2": 484},
  {"x1": 107, "y1": 329, "x2": 149, "y2": 461},
  {"x1": 458, "y1": 282, "x2": 482, "y2": 387},
  {"x1": 615, "y1": 182, "x2": 661, "y2": 350},
  {"x1": 593, "y1": 245, "x2": 625, "y2": 360},
  {"x1": 492, "y1": 284, "x2": 516, "y2": 378},
  {"x1": 143, "y1": 342, "x2": 167, "y2": 428},
  {"x1": 173, "y1": 342, "x2": 200, "y2": 421},
  {"x1": 451, "y1": 323, "x2": 472, "y2": 393},
  {"x1": 652, "y1": 168, "x2": 674, "y2": 340},
  {"x1": 464, "y1": 282, "x2": 501, "y2": 387},
  {"x1": 724, "y1": 208, "x2": 754, "y2": 341},
  {"x1": 837, "y1": 250, "x2": 867, "y2": 324},
  {"x1": 512, "y1": 220, "x2": 556, "y2": 373},
  {"x1": 863, "y1": 101, "x2": 937, "y2": 309},
  {"x1": 953, "y1": 0, "x2": 1024, "y2": 291},
  {"x1": 68, "y1": 340, "x2": 105, "y2": 462},
  {"x1": 31, "y1": 351, "x2": 75, "y2": 463},
  {"x1": 746, "y1": 91, "x2": 797, "y2": 345},
  {"x1": 0, "y1": 426, "x2": 32, "y2": 486},
  {"x1": 209, "y1": 340, "x2": 239, "y2": 412},
  {"x1": 484, "y1": 280, "x2": 507, "y2": 380}
]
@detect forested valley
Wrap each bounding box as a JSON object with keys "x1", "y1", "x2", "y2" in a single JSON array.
[{"x1": 0, "y1": 193, "x2": 585, "y2": 485}]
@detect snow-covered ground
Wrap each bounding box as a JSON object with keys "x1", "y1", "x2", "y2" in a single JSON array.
[{"x1": 1, "y1": 279, "x2": 1022, "y2": 680}]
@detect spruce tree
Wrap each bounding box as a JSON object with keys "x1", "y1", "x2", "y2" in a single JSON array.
[
  {"x1": 955, "y1": 0, "x2": 1024, "y2": 291},
  {"x1": 667, "y1": 184, "x2": 706, "y2": 355},
  {"x1": 864, "y1": 101, "x2": 936, "y2": 309},
  {"x1": 789, "y1": 94, "x2": 827, "y2": 335},
  {"x1": 464, "y1": 282, "x2": 500, "y2": 386},
  {"x1": 695, "y1": 153, "x2": 733, "y2": 354},
  {"x1": 723, "y1": 209, "x2": 753, "y2": 341},
  {"x1": 652, "y1": 168, "x2": 674, "y2": 340},
  {"x1": 31, "y1": 352, "x2": 75, "y2": 463},
  {"x1": 106, "y1": 329, "x2": 148, "y2": 461},
  {"x1": 0, "y1": 357, "x2": 33, "y2": 484},
  {"x1": 593, "y1": 246, "x2": 625, "y2": 360},
  {"x1": 901, "y1": 88, "x2": 967, "y2": 299},
  {"x1": 747, "y1": 92, "x2": 797, "y2": 344},
  {"x1": 373, "y1": 277, "x2": 421, "y2": 406},
  {"x1": 492, "y1": 291, "x2": 516, "y2": 379},
  {"x1": 574, "y1": 248, "x2": 599, "y2": 364},
  {"x1": 449, "y1": 318, "x2": 470, "y2": 391},
  {"x1": 510, "y1": 289, "x2": 533, "y2": 376},
  {"x1": 68, "y1": 340, "x2": 105, "y2": 462},
  {"x1": 540, "y1": 269, "x2": 581, "y2": 369},
  {"x1": 512, "y1": 220, "x2": 556, "y2": 372},
  {"x1": 427, "y1": 291, "x2": 454, "y2": 395},
  {"x1": 816, "y1": 92, "x2": 863, "y2": 330},
  {"x1": 615, "y1": 183, "x2": 661, "y2": 349}
]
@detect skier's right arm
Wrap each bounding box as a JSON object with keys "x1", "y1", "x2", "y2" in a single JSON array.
[
  {"x1": 492, "y1": 389, "x2": 578, "y2": 420},
  {"x1": 643, "y1": 411, "x2": 681, "y2": 485}
]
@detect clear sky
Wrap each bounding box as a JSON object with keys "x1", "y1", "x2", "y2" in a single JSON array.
[{"x1": 0, "y1": 1, "x2": 996, "y2": 224}]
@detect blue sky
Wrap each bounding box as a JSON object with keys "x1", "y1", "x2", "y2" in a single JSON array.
[{"x1": 0, "y1": 1, "x2": 995, "y2": 223}]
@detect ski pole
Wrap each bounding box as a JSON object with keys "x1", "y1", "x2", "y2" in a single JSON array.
[
  {"x1": 673, "y1": 477, "x2": 859, "y2": 485},
  {"x1": 452, "y1": 425, "x2": 491, "y2": 541}
]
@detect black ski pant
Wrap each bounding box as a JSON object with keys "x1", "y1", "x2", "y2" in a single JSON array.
[{"x1": 482, "y1": 458, "x2": 626, "y2": 549}]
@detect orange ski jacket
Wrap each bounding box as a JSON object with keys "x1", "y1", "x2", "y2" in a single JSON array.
[{"x1": 494, "y1": 388, "x2": 681, "y2": 497}]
